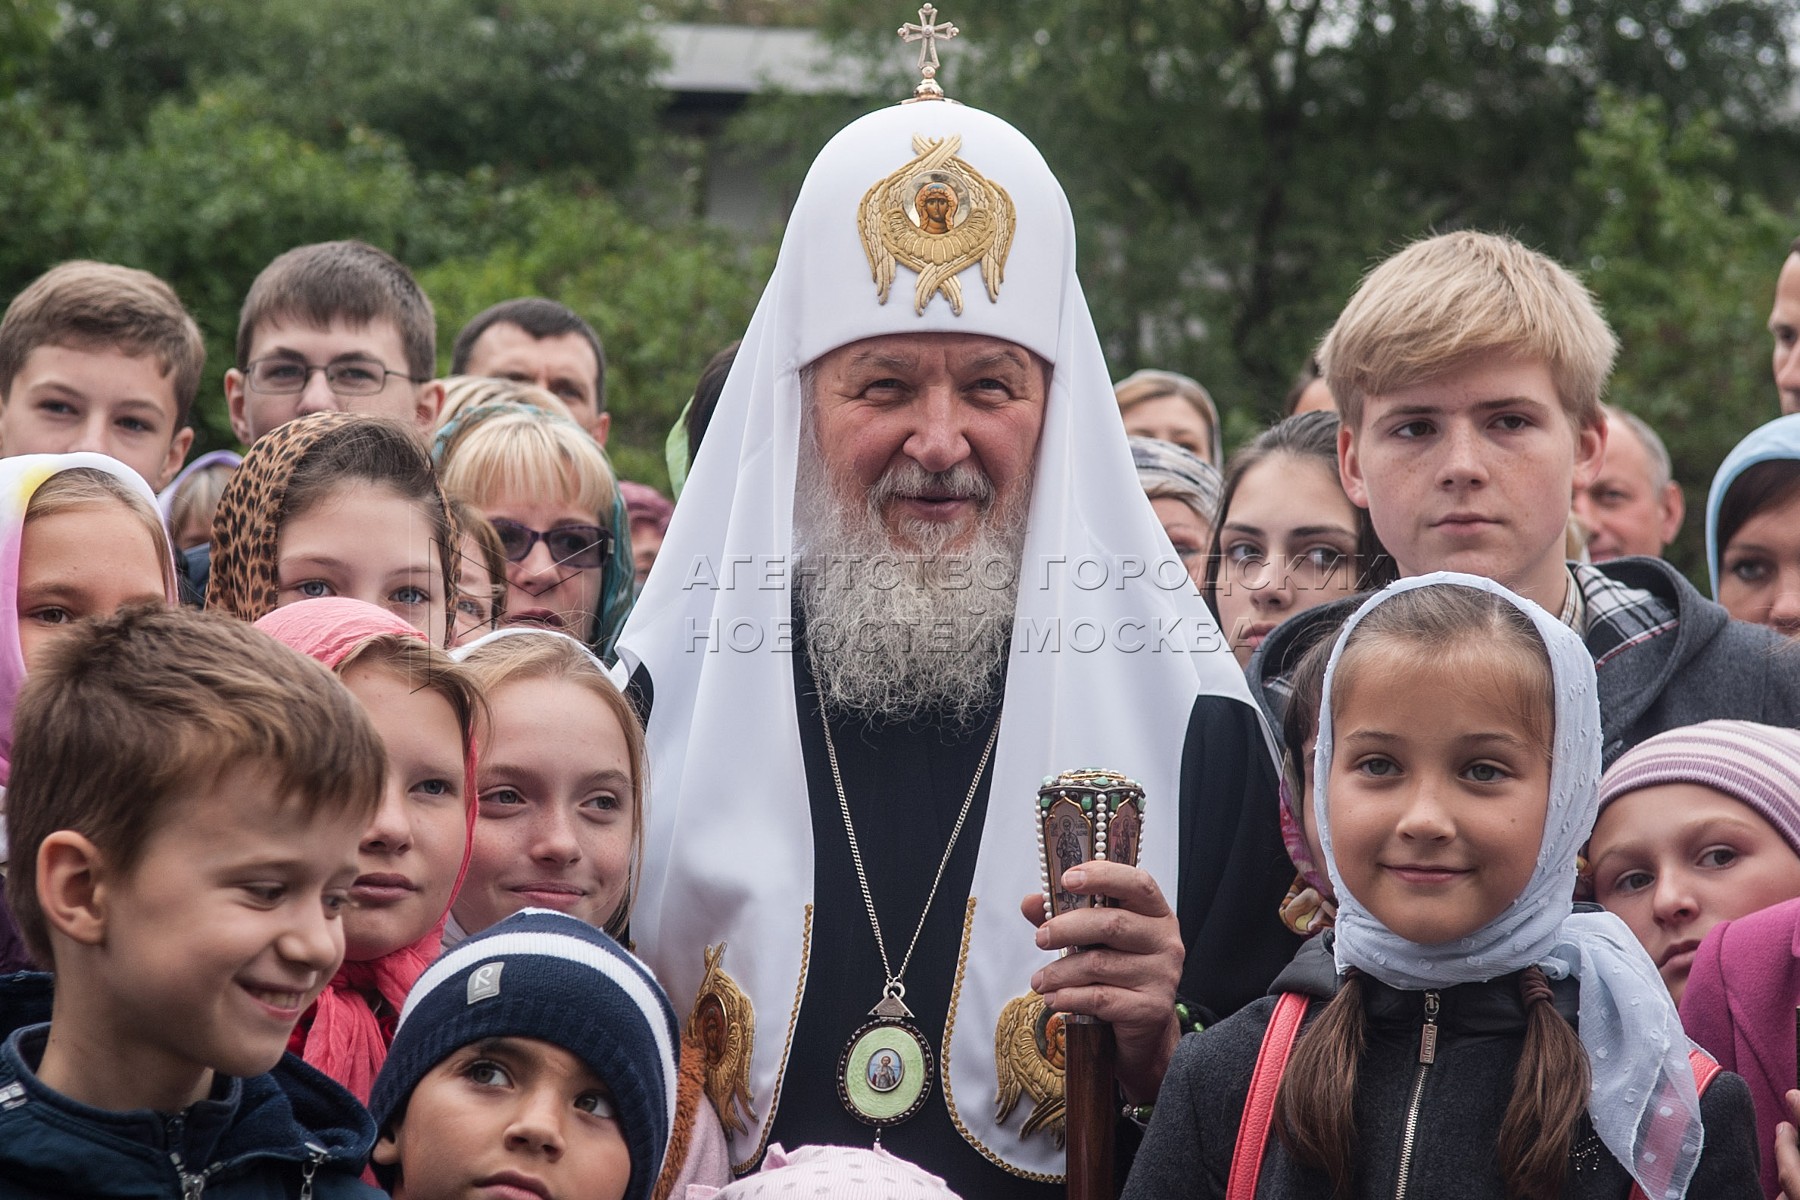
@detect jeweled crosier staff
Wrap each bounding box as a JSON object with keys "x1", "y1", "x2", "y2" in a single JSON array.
[{"x1": 1037, "y1": 771, "x2": 1146, "y2": 1200}]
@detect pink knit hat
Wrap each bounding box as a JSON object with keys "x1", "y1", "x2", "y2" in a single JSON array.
[
  {"x1": 685, "y1": 1145, "x2": 962, "y2": 1200},
  {"x1": 1596, "y1": 720, "x2": 1800, "y2": 855}
]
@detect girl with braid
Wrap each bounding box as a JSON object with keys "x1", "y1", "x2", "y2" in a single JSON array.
[{"x1": 1126, "y1": 576, "x2": 1758, "y2": 1200}]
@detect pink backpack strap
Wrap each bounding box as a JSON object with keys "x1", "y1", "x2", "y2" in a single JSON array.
[
  {"x1": 1625, "y1": 1047, "x2": 1722, "y2": 1200},
  {"x1": 1685, "y1": 1046, "x2": 1723, "y2": 1094},
  {"x1": 1226, "y1": 992, "x2": 1311, "y2": 1200}
]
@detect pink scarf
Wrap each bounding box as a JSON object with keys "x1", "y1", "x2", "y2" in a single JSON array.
[{"x1": 255, "y1": 598, "x2": 478, "y2": 1101}]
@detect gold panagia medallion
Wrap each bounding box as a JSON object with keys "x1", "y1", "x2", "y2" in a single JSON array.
[
  {"x1": 689, "y1": 942, "x2": 757, "y2": 1136},
  {"x1": 994, "y1": 992, "x2": 1066, "y2": 1147},
  {"x1": 858, "y1": 134, "x2": 1015, "y2": 316}
]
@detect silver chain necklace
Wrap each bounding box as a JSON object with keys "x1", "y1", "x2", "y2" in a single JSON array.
[{"x1": 811, "y1": 662, "x2": 1001, "y2": 1128}]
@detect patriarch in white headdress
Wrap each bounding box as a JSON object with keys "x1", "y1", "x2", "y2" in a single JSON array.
[{"x1": 618, "y1": 42, "x2": 1286, "y2": 1193}]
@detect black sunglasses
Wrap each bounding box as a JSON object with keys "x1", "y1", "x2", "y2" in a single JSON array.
[{"x1": 490, "y1": 519, "x2": 613, "y2": 570}]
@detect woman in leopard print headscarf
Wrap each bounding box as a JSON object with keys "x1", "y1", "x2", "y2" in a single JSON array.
[{"x1": 208, "y1": 412, "x2": 459, "y2": 647}]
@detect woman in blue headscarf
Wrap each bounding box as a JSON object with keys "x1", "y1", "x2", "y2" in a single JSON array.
[{"x1": 1706, "y1": 414, "x2": 1800, "y2": 635}]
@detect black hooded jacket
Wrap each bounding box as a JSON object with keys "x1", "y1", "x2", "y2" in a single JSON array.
[
  {"x1": 1123, "y1": 935, "x2": 1760, "y2": 1200},
  {"x1": 0, "y1": 972, "x2": 382, "y2": 1199}
]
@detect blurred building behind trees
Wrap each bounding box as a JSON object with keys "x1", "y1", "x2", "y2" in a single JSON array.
[{"x1": 2, "y1": 0, "x2": 1796, "y2": 576}]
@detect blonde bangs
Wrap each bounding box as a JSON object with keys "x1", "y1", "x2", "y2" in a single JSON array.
[
  {"x1": 458, "y1": 631, "x2": 646, "y2": 939},
  {"x1": 440, "y1": 409, "x2": 616, "y2": 517},
  {"x1": 1319, "y1": 231, "x2": 1616, "y2": 431},
  {"x1": 26, "y1": 468, "x2": 176, "y2": 600},
  {"x1": 438, "y1": 375, "x2": 575, "y2": 429}
]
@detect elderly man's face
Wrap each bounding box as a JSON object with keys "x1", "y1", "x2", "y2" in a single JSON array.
[
  {"x1": 808, "y1": 333, "x2": 1049, "y2": 553},
  {"x1": 1572, "y1": 415, "x2": 1683, "y2": 561}
]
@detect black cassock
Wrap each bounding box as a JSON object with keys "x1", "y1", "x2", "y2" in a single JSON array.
[{"x1": 628, "y1": 630, "x2": 1293, "y2": 1199}]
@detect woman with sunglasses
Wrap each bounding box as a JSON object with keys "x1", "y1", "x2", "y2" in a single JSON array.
[{"x1": 436, "y1": 394, "x2": 635, "y2": 662}]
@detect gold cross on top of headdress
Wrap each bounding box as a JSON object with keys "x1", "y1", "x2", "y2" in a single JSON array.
[{"x1": 899, "y1": 4, "x2": 959, "y2": 102}]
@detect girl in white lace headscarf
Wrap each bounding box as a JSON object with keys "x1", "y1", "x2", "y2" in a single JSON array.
[{"x1": 1307, "y1": 574, "x2": 1711, "y2": 1198}]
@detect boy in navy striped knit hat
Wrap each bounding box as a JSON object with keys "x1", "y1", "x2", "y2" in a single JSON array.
[{"x1": 369, "y1": 909, "x2": 679, "y2": 1200}]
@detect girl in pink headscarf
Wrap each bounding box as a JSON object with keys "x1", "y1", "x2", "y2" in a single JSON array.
[{"x1": 255, "y1": 597, "x2": 484, "y2": 1102}]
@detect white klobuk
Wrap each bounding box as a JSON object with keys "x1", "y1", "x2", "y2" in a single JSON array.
[{"x1": 617, "y1": 97, "x2": 1259, "y2": 1180}]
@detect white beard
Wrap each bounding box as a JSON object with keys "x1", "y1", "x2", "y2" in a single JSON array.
[{"x1": 793, "y1": 442, "x2": 1029, "y2": 728}]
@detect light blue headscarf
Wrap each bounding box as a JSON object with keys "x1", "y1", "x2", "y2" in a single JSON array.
[
  {"x1": 1704, "y1": 413, "x2": 1800, "y2": 598},
  {"x1": 1314, "y1": 572, "x2": 1704, "y2": 1200}
]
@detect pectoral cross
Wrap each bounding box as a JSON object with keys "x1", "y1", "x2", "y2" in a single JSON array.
[{"x1": 899, "y1": 5, "x2": 959, "y2": 80}]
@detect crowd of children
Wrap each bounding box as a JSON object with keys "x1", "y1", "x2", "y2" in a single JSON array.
[{"x1": 6, "y1": 213, "x2": 1800, "y2": 1199}]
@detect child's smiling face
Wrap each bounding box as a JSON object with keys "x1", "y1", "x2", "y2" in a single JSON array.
[
  {"x1": 38, "y1": 762, "x2": 362, "y2": 1112},
  {"x1": 454, "y1": 676, "x2": 635, "y2": 938},
  {"x1": 339, "y1": 662, "x2": 469, "y2": 962},
  {"x1": 1326, "y1": 651, "x2": 1551, "y2": 946}
]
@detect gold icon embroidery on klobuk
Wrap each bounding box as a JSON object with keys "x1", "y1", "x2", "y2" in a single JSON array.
[{"x1": 858, "y1": 134, "x2": 1016, "y2": 317}]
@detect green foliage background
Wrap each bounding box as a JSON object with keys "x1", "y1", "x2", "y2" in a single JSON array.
[
  {"x1": 2, "y1": 0, "x2": 1798, "y2": 577},
  {"x1": 740, "y1": 0, "x2": 1800, "y2": 577},
  {"x1": 0, "y1": 0, "x2": 769, "y2": 489}
]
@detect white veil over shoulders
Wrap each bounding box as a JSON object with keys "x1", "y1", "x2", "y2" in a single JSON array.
[{"x1": 618, "y1": 97, "x2": 1260, "y2": 1177}]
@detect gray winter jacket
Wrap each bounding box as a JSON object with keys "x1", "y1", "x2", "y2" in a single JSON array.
[
  {"x1": 1122, "y1": 935, "x2": 1761, "y2": 1200},
  {"x1": 1246, "y1": 556, "x2": 1800, "y2": 768}
]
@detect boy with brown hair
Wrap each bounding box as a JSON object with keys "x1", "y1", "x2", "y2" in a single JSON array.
[
  {"x1": 182, "y1": 240, "x2": 445, "y2": 603},
  {"x1": 0, "y1": 261, "x2": 200, "y2": 490},
  {"x1": 451, "y1": 296, "x2": 610, "y2": 442},
  {"x1": 0, "y1": 605, "x2": 389, "y2": 1197},
  {"x1": 1250, "y1": 229, "x2": 1800, "y2": 765},
  {"x1": 225, "y1": 239, "x2": 444, "y2": 446}
]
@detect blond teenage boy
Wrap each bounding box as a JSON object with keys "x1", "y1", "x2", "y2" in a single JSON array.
[
  {"x1": 0, "y1": 262, "x2": 200, "y2": 490},
  {"x1": 0, "y1": 606, "x2": 388, "y2": 1197},
  {"x1": 1249, "y1": 230, "x2": 1800, "y2": 766}
]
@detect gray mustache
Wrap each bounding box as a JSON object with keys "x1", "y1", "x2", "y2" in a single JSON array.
[{"x1": 868, "y1": 463, "x2": 995, "y2": 505}]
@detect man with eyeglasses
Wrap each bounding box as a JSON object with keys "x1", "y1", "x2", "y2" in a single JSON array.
[
  {"x1": 180, "y1": 241, "x2": 445, "y2": 603},
  {"x1": 223, "y1": 241, "x2": 444, "y2": 445}
]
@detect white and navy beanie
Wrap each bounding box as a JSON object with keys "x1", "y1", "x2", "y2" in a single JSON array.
[{"x1": 370, "y1": 910, "x2": 679, "y2": 1200}]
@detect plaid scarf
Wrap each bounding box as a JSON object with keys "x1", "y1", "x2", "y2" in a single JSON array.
[{"x1": 1569, "y1": 561, "x2": 1677, "y2": 666}]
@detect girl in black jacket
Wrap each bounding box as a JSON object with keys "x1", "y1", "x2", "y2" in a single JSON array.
[{"x1": 1125, "y1": 575, "x2": 1761, "y2": 1200}]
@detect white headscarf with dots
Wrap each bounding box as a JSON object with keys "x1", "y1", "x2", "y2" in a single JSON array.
[{"x1": 1315, "y1": 572, "x2": 1704, "y2": 1200}]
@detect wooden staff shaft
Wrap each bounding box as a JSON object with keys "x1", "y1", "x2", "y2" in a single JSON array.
[{"x1": 1065, "y1": 1014, "x2": 1116, "y2": 1200}]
